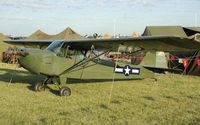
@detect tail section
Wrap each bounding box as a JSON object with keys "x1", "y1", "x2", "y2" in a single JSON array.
[{"x1": 140, "y1": 51, "x2": 168, "y2": 69}]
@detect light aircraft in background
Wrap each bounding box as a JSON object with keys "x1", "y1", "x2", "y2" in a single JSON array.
[{"x1": 4, "y1": 35, "x2": 200, "y2": 96}]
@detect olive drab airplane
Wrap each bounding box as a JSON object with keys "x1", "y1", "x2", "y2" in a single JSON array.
[{"x1": 4, "y1": 35, "x2": 200, "y2": 96}]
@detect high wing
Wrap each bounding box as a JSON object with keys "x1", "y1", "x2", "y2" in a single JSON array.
[
  {"x1": 4, "y1": 36, "x2": 200, "y2": 51},
  {"x1": 3, "y1": 40, "x2": 53, "y2": 48},
  {"x1": 62, "y1": 36, "x2": 200, "y2": 52}
]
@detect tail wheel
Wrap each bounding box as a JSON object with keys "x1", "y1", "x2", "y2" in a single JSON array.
[
  {"x1": 59, "y1": 87, "x2": 71, "y2": 96},
  {"x1": 34, "y1": 82, "x2": 45, "y2": 91}
]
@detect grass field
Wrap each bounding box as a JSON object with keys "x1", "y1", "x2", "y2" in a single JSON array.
[{"x1": 0, "y1": 63, "x2": 200, "y2": 125}]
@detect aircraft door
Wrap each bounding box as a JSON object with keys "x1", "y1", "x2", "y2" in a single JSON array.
[{"x1": 42, "y1": 54, "x2": 54, "y2": 75}]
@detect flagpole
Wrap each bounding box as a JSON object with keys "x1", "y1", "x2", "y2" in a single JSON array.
[
  {"x1": 108, "y1": 47, "x2": 119, "y2": 106},
  {"x1": 108, "y1": 20, "x2": 117, "y2": 106}
]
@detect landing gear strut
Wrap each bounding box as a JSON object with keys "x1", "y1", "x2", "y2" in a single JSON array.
[
  {"x1": 58, "y1": 76, "x2": 71, "y2": 96},
  {"x1": 34, "y1": 77, "x2": 51, "y2": 92},
  {"x1": 34, "y1": 77, "x2": 71, "y2": 96}
]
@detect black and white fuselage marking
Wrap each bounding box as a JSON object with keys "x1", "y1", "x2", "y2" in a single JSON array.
[{"x1": 115, "y1": 65, "x2": 140, "y2": 76}]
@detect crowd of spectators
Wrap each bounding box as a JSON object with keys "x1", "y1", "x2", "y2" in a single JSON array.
[{"x1": 1, "y1": 47, "x2": 17, "y2": 64}]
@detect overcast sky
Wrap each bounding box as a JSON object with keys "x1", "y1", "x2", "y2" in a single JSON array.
[{"x1": 0, "y1": 0, "x2": 199, "y2": 36}]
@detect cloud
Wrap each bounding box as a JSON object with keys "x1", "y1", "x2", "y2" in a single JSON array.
[
  {"x1": 0, "y1": 16, "x2": 33, "y2": 21},
  {"x1": 0, "y1": 0, "x2": 53, "y2": 11},
  {"x1": 0, "y1": 0, "x2": 156, "y2": 12},
  {"x1": 61, "y1": 0, "x2": 156, "y2": 9}
]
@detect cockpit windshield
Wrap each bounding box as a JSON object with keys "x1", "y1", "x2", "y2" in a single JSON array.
[{"x1": 46, "y1": 41, "x2": 64, "y2": 54}]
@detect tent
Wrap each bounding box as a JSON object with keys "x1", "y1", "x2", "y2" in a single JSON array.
[
  {"x1": 50, "y1": 27, "x2": 86, "y2": 40},
  {"x1": 26, "y1": 30, "x2": 51, "y2": 40},
  {"x1": 142, "y1": 26, "x2": 200, "y2": 76},
  {"x1": 0, "y1": 33, "x2": 10, "y2": 41},
  {"x1": 142, "y1": 26, "x2": 187, "y2": 37},
  {"x1": 26, "y1": 27, "x2": 85, "y2": 40},
  {"x1": 0, "y1": 33, "x2": 11, "y2": 60}
]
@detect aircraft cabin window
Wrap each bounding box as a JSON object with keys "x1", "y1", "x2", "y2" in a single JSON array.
[{"x1": 61, "y1": 43, "x2": 84, "y2": 60}]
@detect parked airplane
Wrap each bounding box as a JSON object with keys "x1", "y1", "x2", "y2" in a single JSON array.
[{"x1": 4, "y1": 35, "x2": 200, "y2": 96}]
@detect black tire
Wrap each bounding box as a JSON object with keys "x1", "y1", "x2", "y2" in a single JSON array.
[
  {"x1": 59, "y1": 87, "x2": 71, "y2": 96},
  {"x1": 34, "y1": 82, "x2": 45, "y2": 91}
]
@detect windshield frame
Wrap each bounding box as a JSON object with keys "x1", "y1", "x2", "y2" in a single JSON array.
[{"x1": 46, "y1": 41, "x2": 64, "y2": 54}]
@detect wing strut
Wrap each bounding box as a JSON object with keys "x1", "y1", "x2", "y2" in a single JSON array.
[{"x1": 59, "y1": 50, "x2": 111, "y2": 76}]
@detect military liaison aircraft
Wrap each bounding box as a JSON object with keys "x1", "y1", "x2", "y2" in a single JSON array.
[{"x1": 4, "y1": 35, "x2": 200, "y2": 96}]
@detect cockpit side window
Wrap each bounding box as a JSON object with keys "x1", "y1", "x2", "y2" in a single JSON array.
[{"x1": 62, "y1": 43, "x2": 85, "y2": 61}]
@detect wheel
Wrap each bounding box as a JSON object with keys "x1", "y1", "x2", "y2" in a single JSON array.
[
  {"x1": 59, "y1": 87, "x2": 71, "y2": 96},
  {"x1": 34, "y1": 82, "x2": 45, "y2": 91}
]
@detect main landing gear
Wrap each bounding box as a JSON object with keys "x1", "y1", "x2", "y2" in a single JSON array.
[
  {"x1": 34, "y1": 77, "x2": 71, "y2": 96},
  {"x1": 59, "y1": 86, "x2": 71, "y2": 96},
  {"x1": 34, "y1": 82, "x2": 45, "y2": 91}
]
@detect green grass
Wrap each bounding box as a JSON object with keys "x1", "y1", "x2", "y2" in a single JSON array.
[{"x1": 0, "y1": 63, "x2": 200, "y2": 125}]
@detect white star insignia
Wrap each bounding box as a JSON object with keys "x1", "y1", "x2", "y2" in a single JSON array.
[
  {"x1": 124, "y1": 66, "x2": 131, "y2": 75},
  {"x1": 115, "y1": 65, "x2": 140, "y2": 76}
]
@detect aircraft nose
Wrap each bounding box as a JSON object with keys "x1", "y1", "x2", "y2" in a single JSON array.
[
  {"x1": 17, "y1": 49, "x2": 41, "y2": 74},
  {"x1": 16, "y1": 48, "x2": 29, "y2": 57}
]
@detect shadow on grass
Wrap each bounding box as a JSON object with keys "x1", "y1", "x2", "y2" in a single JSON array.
[
  {"x1": 0, "y1": 68, "x2": 142, "y2": 84},
  {"x1": 0, "y1": 68, "x2": 44, "y2": 84},
  {"x1": 67, "y1": 78, "x2": 142, "y2": 84},
  {"x1": 143, "y1": 96, "x2": 155, "y2": 101},
  {"x1": 46, "y1": 86, "x2": 60, "y2": 96},
  {"x1": 163, "y1": 95, "x2": 179, "y2": 101},
  {"x1": 99, "y1": 104, "x2": 109, "y2": 109},
  {"x1": 0, "y1": 68, "x2": 62, "y2": 95},
  {"x1": 0, "y1": 68, "x2": 142, "y2": 96},
  {"x1": 27, "y1": 84, "x2": 60, "y2": 96}
]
